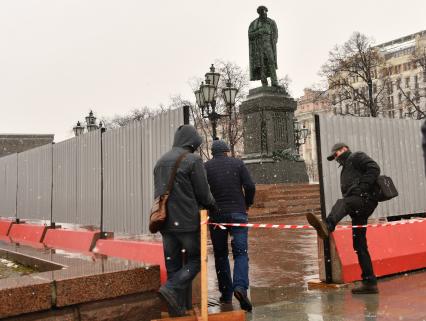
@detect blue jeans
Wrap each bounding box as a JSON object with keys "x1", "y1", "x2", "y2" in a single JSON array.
[
  {"x1": 161, "y1": 231, "x2": 200, "y2": 308},
  {"x1": 209, "y1": 212, "x2": 249, "y2": 300}
]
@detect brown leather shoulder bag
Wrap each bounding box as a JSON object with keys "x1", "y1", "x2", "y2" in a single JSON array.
[{"x1": 149, "y1": 152, "x2": 188, "y2": 233}]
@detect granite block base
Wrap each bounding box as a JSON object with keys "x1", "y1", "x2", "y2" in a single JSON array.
[
  {"x1": 4, "y1": 292, "x2": 161, "y2": 321},
  {"x1": 244, "y1": 158, "x2": 309, "y2": 184}
]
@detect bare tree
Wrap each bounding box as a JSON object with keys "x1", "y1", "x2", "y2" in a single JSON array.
[
  {"x1": 321, "y1": 32, "x2": 387, "y2": 117},
  {"x1": 101, "y1": 106, "x2": 169, "y2": 129}
]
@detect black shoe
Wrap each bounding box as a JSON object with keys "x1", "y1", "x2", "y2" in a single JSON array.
[
  {"x1": 351, "y1": 282, "x2": 379, "y2": 294},
  {"x1": 158, "y1": 286, "x2": 186, "y2": 317},
  {"x1": 234, "y1": 289, "x2": 252, "y2": 312},
  {"x1": 219, "y1": 295, "x2": 232, "y2": 304},
  {"x1": 306, "y1": 212, "x2": 329, "y2": 239}
]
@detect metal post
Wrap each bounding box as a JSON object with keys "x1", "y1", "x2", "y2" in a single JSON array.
[
  {"x1": 50, "y1": 143, "x2": 55, "y2": 227},
  {"x1": 15, "y1": 153, "x2": 19, "y2": 224},
  {"x1": 183, "y1": 105, "x2": 190, "y2": 125},
  {"x1": 100, "y1": 128, "x2": 106, "y2": 238},
  {"x1": 314, "y1": 114, "x2": 333, "y2": 283},
  {"x1": 211, "y1": 116, "x2": 218, "y2": 140}
]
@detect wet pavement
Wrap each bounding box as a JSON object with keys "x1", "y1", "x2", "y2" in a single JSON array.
[
  {"x1": 0, "y1": 257, "x2": 36, "y2": 279},
  {"x1": 207, "y1": 216, "x2": 426, "y2": 321}
]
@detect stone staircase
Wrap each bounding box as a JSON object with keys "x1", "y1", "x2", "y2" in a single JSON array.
[{"x1": 249, "y1": 183, "x2": 321, "y2": 220}]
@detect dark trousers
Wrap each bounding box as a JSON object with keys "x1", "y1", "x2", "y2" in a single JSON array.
[
  {"x1": 209, "y1": 212, "x2": 249, "y2": 300},
  {"x1": 161, "y1": 231, "x2": 200, "y2": 308},
  {"x1": 326, "y1": 196, "x2": 378, "y2": 284}
]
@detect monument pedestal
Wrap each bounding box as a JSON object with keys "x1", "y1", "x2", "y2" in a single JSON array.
[{"x1": 240, "y1": 87, "x2": 308, "y2": 184}]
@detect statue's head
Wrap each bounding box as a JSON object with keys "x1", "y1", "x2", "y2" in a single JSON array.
[{"x1": 257, "y1": 5, "x2": 268, "y2": 19}]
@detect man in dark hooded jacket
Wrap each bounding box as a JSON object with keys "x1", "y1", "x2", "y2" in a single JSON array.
[
  {"x1": 154, "y1": 125, "x2": 215, "y2": 316},
  {"x1": 306, "y1": 143, "x2": 380, "y2": 294}
]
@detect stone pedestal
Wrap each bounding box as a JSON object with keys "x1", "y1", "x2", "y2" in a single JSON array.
[{"x1": 240, "y1": 87, "x2": 308, "y2": 184}]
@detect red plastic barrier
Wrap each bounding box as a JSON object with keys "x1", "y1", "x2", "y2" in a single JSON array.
[
  {"x1": 94, "y1": 239, "x2": 166, "y2": 284},
  {"x1": 0, "y1": 220, "x2": 13, "y2": 236},
  {"x1": 332, "y1": 219, "x2": 426, "y2": 283},
  {"x1": 8, "y1": 223, "x2": 47, "y2": 244},
  {"x1": 43, "y1": 229, "x2": 101, "y2": 252}
]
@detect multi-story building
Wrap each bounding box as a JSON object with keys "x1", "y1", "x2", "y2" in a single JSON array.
[
  {"x1": 0, "y1": 134, "x2": 54, "y2": 158},
  {"x1": 295, "y1": 89, "x2": 330, "y2": 182},
  {"x1": 332, "y1": 30, "x2": 426, "y2": 118}
]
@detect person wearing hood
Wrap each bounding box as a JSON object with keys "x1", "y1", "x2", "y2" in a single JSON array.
[
  {"x1": 306, "y1": 143, "x2": 381, "y2": 294},
  {"x1": 204, "y1": 140, "x2": 256, "y2": 312},
  {"x1": 154, "y1": 125, "x2": 216, "y2": 317}
]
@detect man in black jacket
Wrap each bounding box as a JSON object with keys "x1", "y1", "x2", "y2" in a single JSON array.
[
  {"x1": 154, "y1": 125, "x2": 216, "y2": 316},
  {"x1": 204, "y1": 140, "x2": 256, "y2": 312},
  {"x1": 306, "y1": 143, "x2": 380, "y2": 294}
]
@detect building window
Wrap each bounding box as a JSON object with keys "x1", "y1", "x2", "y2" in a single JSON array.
[
  {"x1": 405, "y1": 77, "x2": 410, "y2": 88},
  {"x1": 414, "y1": 75, "x2": 419, "y2": 89}
]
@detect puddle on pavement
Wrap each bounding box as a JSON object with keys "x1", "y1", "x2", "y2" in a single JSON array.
[
  {"x1": 206, "y1": 216, "x2": 426, "y2": 320},
  {"x1": 207, "y1": 216, "x2": 319, "y2": 313},
  {"x1": 0, "y1": 257, "x2": 37, "y2": 279}
]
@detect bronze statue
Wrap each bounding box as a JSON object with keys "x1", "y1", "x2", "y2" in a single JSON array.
[{"x1": 248, "y1": 6, "x2": 279, "y2": 87}]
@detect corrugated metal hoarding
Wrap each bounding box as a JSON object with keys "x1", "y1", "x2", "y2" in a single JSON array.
[
  {"x1": 0, "y1": 153, "x2": 18, "y2": 218},
  {"x1": 17, "y1": 144, "x2": 53, "y2": 221},
  {"x1": 103, "y1": 108, "x2": 184, "y2": 234},
  {"x1": 317, "y1": 114, "x2": 426, "y2": 220},
  {"x1": 102, "y1": 121, "x2": 143, "y2": 234},
  {"x1": 76, "y1": 130, "x2": 102, "y2": 227},
  {"x1": 52, "y1": 138, "x2": 77, "y2": 225}
]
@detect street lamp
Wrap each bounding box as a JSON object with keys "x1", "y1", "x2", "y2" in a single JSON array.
[
  {"x1": 294, "y1": 120, "x2": 310, "y2": 156},
  {"x1": 73, "y1": 121, "x2": 84, "y2": 137},
  {"x1": 222, "y1": 81, "x2": 238, "y2": 107},
  {"x1": 85, "y1": 110, "x2": 98, "y2": 132},
  {"x1": 194, "y1": 64, "x2": 235, "y2": 140}
]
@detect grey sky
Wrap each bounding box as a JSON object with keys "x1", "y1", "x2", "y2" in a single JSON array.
[{"x1": 1, "y1": 0, "x2": 425, "y2": 142}]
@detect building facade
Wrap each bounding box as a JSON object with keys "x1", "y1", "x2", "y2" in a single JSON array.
[
  {"x1": 0, "y1": 134, "x2": 54, "y2": 158},
  {"x1": 295, "y1": 89, "x2": 330, "y2": 182},
  {"x1": 332, "y1": 30, "x2": 426, "y2": 119}
]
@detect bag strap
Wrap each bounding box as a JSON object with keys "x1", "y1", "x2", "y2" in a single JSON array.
[{"x1": 166, "y1": 151, "x2": 189, "y2": 193}]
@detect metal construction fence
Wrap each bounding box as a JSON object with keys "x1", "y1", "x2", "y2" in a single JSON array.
[
  {"x1": 315, "y1": 114, "x2": 426, "y2": 220},
  {"x1": 0, "y1": 107, "x2": 187, "y2": 234}
]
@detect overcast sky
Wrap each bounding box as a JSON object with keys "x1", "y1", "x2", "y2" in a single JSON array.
[{"x1": 1, "y1": 0, "x2": 425, "y2": 141}]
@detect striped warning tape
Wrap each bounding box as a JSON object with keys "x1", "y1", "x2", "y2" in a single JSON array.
[{"x1": 201, "y1": 218, "x2": 426, "y2": 230}]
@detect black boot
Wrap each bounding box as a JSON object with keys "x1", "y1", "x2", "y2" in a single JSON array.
[
  {"x1": 306, "y1": 213, "x2": 329, "y2": 239},
  {"x1": 158, "y1": 286, "x2": 186, "y2": 316},
  {"x1": 234, "y1": 288, "x2": 252, "y2": 312},
  {"x1": 351, "y1": 282, "x2": 378, "y2": 294}
]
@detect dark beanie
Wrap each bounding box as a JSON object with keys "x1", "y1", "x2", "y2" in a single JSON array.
[{"x1": 211, "y1": 140, "x2": 230, "y2": 155}]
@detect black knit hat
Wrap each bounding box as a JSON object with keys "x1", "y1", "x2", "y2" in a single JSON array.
[
  {"x1": 326, "y1": 142, "x2": 349, "y2": 161},
  {"x1": 211, "y1": 140, "x2": 230, "y2": 155}
]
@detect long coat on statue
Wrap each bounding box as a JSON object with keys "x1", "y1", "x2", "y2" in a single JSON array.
[{"x1": 248, "y1": 17, "x2": 278, "y2": 81}]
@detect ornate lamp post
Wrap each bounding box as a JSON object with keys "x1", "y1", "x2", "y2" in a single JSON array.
[
  {"x1": 222, "y1": 81, "x2": 238, "y2": 152},
  {"x1": 73, "y1": 121, "x2": 84, "y2": 137},
  {"x1": 194, "y1": 64, "x2": 233, "y2": 140},
  {"x1": 85, "y1": 110, "x2": 98, "y2": 132},
  {"x1": 293, "y1": 120, "x2": 310, "y2": 156}
]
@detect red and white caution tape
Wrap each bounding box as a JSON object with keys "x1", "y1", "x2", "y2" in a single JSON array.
[{"x1": 202, "y1": 218, "x2": 425, "y2": 230}]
